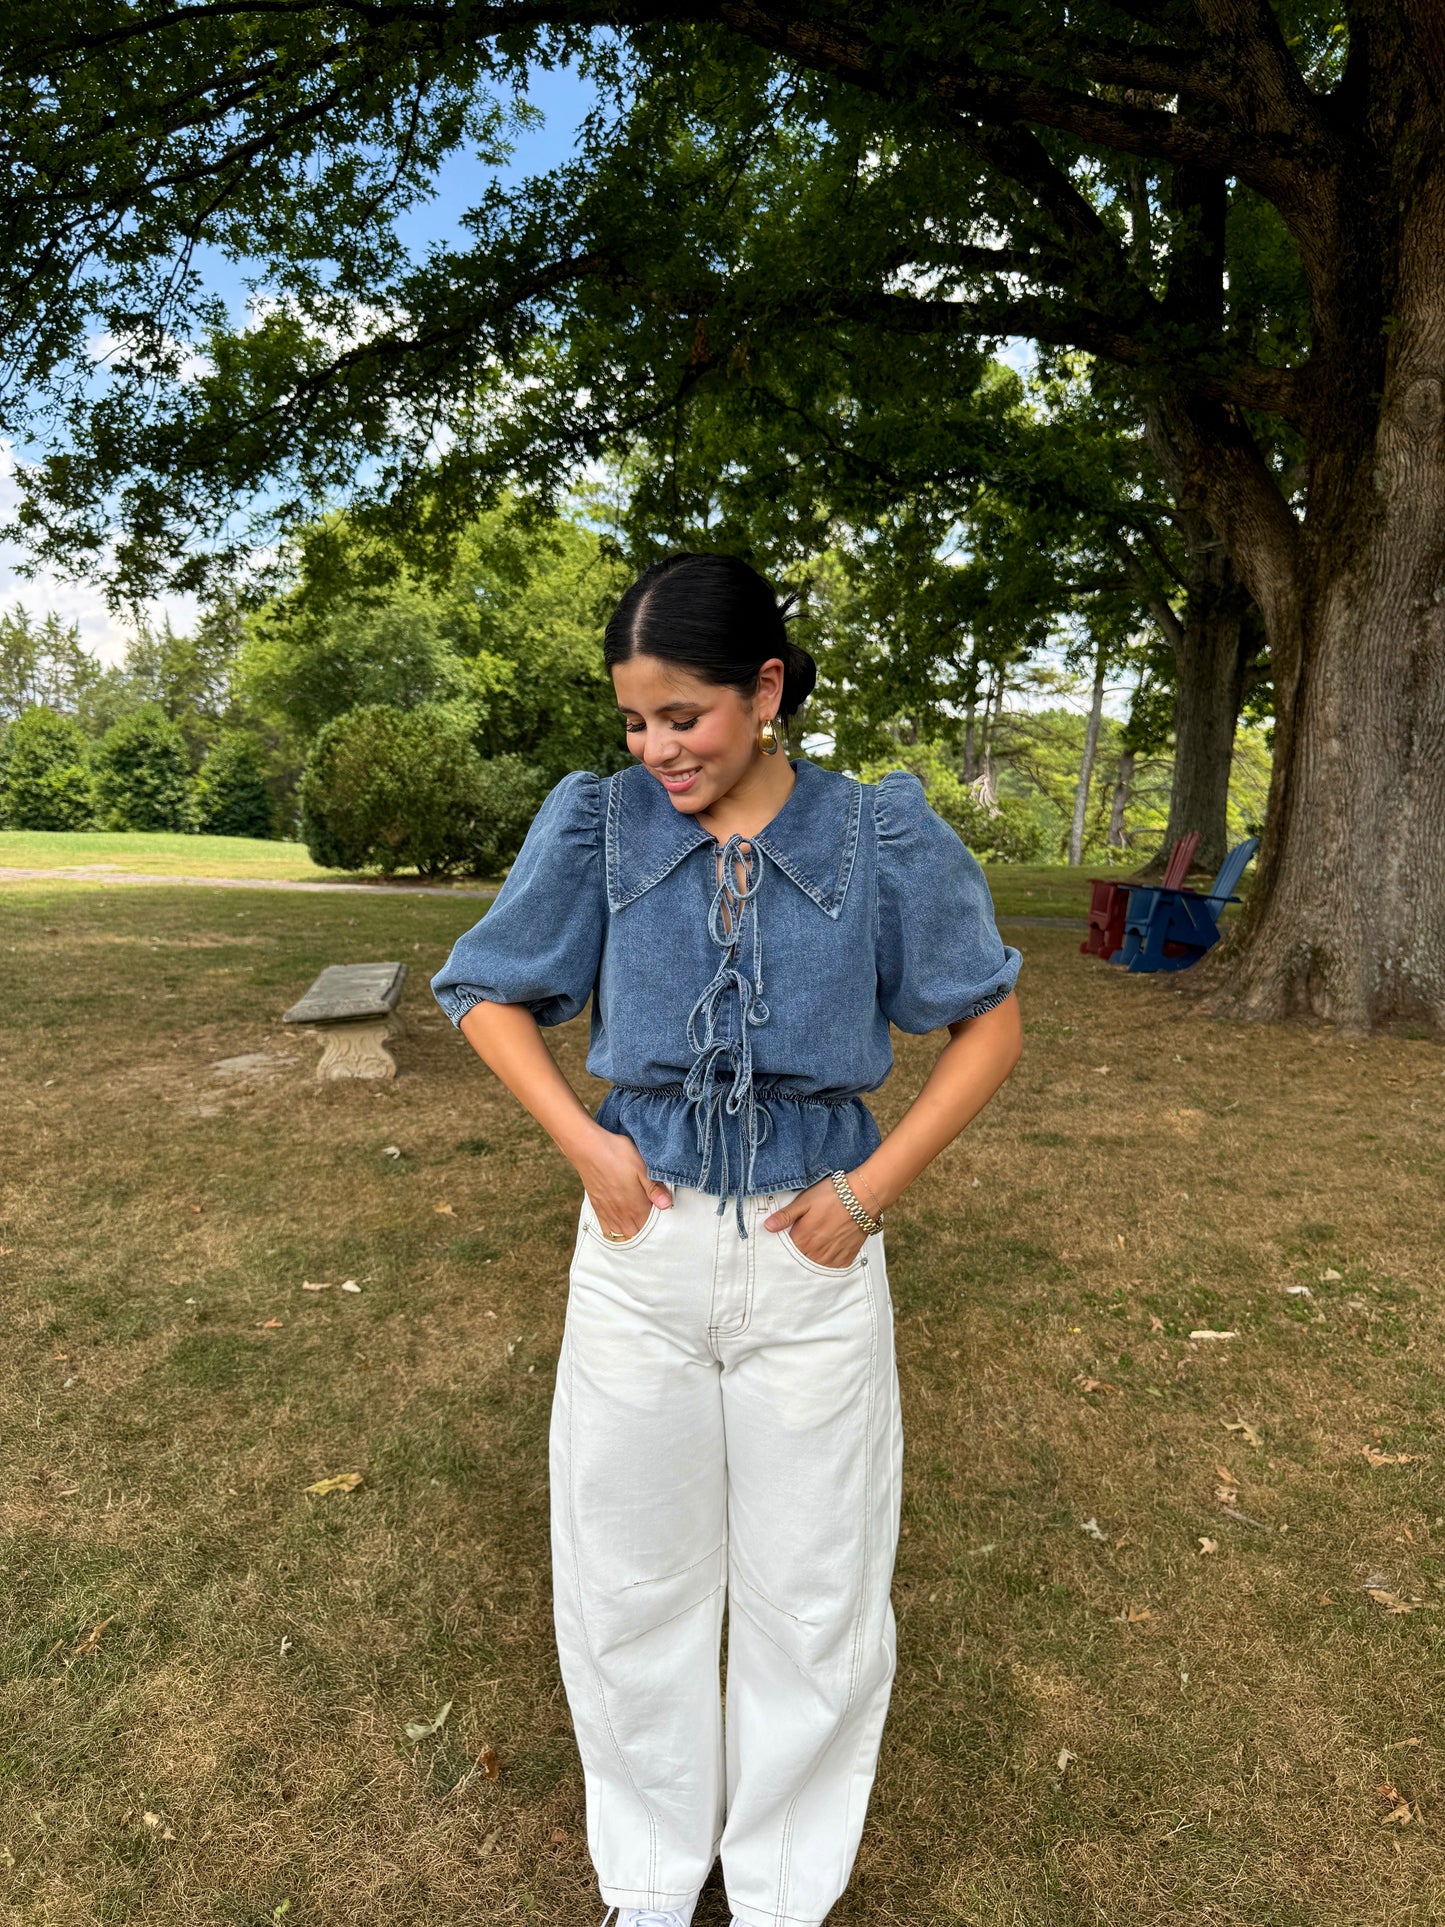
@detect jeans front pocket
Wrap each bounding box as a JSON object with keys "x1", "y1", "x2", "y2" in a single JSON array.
[
  {"x1": 579, "y1": 1193, "x2": 662, "y2": 1253},
  {"x1": 777, "y1": 1223, "x2": 867, "y2": 1278}
]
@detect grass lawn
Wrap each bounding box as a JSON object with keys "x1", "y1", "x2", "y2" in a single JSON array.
[
  {"x1": 4, "y1": 880, "x2": 1439, "y2": 1925},
  {"x1": 0, "y1": 829, "x2": 1212, "y2": 922},
  {"x1": 0, "y1": 828, "x2": 355, "y2": 883},
  {"x1": 0, "y1": 827, "x2": 1248, "y2": 925}
]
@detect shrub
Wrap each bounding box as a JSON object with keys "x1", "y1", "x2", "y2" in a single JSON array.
[
  {"x1": 860, "y1": 739, "x2": 1046, "y2": 864},
  {"x1": 0, "y1": 706, "x2": 97, "y2": 829},
  {"x1": 194, "y1": 730, "x2": 277, "y2": 839},
  {"x1": 93, "y1": 705, "x2": 195, "y2": 831},
  {"x1": 299, "y1": 702, "x2": 487, "y2": 875},
  {"x1": 468, "y1": 754, "x2": 551, "y2": 877}
]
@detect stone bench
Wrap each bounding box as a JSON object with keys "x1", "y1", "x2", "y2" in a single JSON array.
[{"x1": 283, "y1": 961, "x2": 407, "y2": 1081}]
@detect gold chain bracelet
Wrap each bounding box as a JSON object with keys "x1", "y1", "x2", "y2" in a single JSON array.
[{"x1": 829, "y1": 1169, "x2": 884, "y2": 1236}]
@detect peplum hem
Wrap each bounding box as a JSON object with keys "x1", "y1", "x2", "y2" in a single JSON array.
[{"x1": 595, "y1": 1082, "x2": 882, "y2": 1227}]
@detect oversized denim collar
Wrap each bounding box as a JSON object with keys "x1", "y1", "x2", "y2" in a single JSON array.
[{"x1": 604, "y1": 756, "x2": 862, "y2": 921}]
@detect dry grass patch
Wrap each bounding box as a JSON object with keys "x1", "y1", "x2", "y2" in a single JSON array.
[{"x1": 2, "y1": 882, "x2": 1443, "y2": 1924}]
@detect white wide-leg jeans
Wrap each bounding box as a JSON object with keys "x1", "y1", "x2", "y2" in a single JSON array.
[{"x1": 549, "y1": 1182, "x2": 904, "y2": 1927}]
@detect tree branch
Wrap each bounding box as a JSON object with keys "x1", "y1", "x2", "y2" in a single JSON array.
[
  {"x1": 826, "y1": 289, "x2": 1309, "y2": 424},
  {"x1": 1105, "y1": 528, "x2": 1185, "y2": 650},
  {"x1": 19, "y1": 0, "x2": 1320, "y2": 175}
]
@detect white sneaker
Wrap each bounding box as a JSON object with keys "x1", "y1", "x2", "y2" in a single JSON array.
[{"x1": 601, "y1": 1910, "x2": 693, "y2": 1927}]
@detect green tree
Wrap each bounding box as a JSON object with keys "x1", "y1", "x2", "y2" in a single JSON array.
[
  {"x1": 0, "y1": 607, "x2": 100, "y2": 723},
  {"x1": 77, "y1": 605, "x2": 248, "y2": 763},
  {"x1": 856, "y1": 738, "x2": 1043, "y2": 864},
  {"x1": 242, "y1": 502, "x2": 630, "y2": 783},
  {"x1": 300, "y1": 703, "x2": 500, "y2": 877},
  {"x1": 194, "y1": 729, "x2": 277, "y2": 839},
  {"x1": 0, "y1": 706, "x2": 96, "y2": 830},
  {"x1": 3, "y1": 5, "x2": 1441, "y2": 1027},
  {"x1": 93, "y1": 706, "x2": 195, "y2": 832}
]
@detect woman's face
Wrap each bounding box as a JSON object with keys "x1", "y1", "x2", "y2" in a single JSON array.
[{"x1": 612, "y1": 653, "x2": 785, "y2": 814}]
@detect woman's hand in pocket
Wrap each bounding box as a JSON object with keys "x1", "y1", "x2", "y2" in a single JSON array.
[
  {"x1": 763, "y1": 1179, "x2": 867, "y2": 1269},
  {"x1": 574, "y1": 1124, "x2": 672, "y2": 1240}
]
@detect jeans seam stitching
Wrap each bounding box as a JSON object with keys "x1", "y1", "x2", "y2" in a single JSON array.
[{"x1": 564, "y1": 1331, "x2": 659, "y2": 1891}]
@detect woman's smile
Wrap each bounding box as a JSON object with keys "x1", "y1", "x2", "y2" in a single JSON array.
[{"x1": 654, "y1": 764, "x2": 702, "y2": 794}]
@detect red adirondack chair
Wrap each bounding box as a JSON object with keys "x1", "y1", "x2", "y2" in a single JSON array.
[{"x1": 1080, "y1": 831, "x2": 1200, "y2": 959}]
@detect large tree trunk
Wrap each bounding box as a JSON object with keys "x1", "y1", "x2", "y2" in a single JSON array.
[
  {"x1": 1133, "y1": 388, "x2": 1255, "y2": 880},
  {"x1": 1159, "y1": 541, "x2": 1252, "y2": 876},
  {"x1": 1196, "y1": 171, "x2": 1445, "y2": 1034}
]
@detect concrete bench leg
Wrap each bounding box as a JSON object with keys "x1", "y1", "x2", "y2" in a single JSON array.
[{"x1": 310, "y1": 1018, "x2": 398, "y2": 1081}]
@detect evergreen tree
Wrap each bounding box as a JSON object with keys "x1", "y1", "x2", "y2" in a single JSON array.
[
  {"x1": 193, "y1": 729, "x2": 277, "y2": 839},
  {"x1": 93, "y1": 706, "x2": 195, "y2": 832},
  {"x1": 0, "y1": 707, "x2": 96, "y2": 830}
]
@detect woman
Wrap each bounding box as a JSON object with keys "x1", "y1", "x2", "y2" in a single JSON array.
[{"x1": 431, "y1": 552, "x2": 1023, "y2": 1927}]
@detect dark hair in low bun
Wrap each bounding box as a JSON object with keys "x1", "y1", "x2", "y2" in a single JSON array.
[{"x1": 604, "y1": 552, "x2": 816, "y2": 721}]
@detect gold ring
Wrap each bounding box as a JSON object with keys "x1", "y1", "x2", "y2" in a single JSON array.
[{"x1": 604, "y1": 1230, "x2": 626, "y2": 1242}]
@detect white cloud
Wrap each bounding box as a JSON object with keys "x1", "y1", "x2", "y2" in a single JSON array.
[{"x1": 0, "y1": 448, "x2": 198, "y2": 665}]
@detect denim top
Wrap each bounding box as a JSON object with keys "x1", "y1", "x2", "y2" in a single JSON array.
[{"x1": 431, "y1": 757, "x2": 1021, "y2": 1233}]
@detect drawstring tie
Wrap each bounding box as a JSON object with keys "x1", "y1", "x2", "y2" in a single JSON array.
[{"x1": 683, "y1": 832, "x2": 771, "y2": 1237}]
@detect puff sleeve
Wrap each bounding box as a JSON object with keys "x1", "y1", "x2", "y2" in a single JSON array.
[
  {"x1": 430, "y1": 770, "x2": 604, "y2": 1029},
  {"x1": 874, "y1": 770, "x2": 1022, "y2": 1033}
]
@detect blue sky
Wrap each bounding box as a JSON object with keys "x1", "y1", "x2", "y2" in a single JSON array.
[{"x1": 0, "y1": 62, "x2": 599, "y2": 663}]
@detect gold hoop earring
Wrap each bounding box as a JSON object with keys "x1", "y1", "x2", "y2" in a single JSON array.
[{"x1": 758, "y1": 715, "x2": 781, "y2": 756}]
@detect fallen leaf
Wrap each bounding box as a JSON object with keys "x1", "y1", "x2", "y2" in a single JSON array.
[
  {"x1": 1224, "y1": 1419, "x2": 1262, "y2": 1448},
  {"x1": 1198, "y1": 1537, "x2": 1219, "y2": 1555},
  {"x1": 1149, "y1": 1316, "x2": 1165, "y2": 1333},
  {"x1": 1120, "y1": 1605, "x2": 1152, "y2": 1625},
  {"x1": 548, "y1": 1826, "x2": 566, "y2": 1843},
  {"x1": 404, "y1": 1699, "x2": 453, "y2": 1742},
  {"x1": 1387, "y1": 1737, "x2": 1422, "y2": 1750},
  {"x1": 1363, "y1": 1447, "x2": 1422, "y2": 1468},
  {"x1": 303, "y1": 1471, "x2": 364, "y2": 1496},
  {"x1": 1215, "y1": 1464, "x2": 1240, "y2": 1486},
  {"x1": 1285, "y1": 1284, "x2": 1314, "y2": 1299},
  {"x1": 279, "y1": 1636, "x2": 293, "y2": 1657},
  {"x1": 1073, "y1": 1375, "x2": 1120, "y2": 1395},
  {"x1": 1321, "y1": 1267, "x2": 1342, "y2": 1281},
  {"x1": 340, "y1": 1279, "x2": 362, "y2": 1293},
  {"x1": 435, "y1": 1202, "x2": 456, "y2": 1216},
  {"x1": 1215, "y1": 1485, "x2": 1239, "y2": 1504},
  {"x1": 143, "y1": 1812, "x2": 161, "y2": 1829},
  {"x1": 1366, "y1": 1588, "x2": 1420, "y2": 1614},
  {"x1": 382, "y1": 1145, "x2": 401, "y2": 1158},
  {"x1": 1057, "y1": 1747, "x2": 1077, "y2": 1772},
  {"x1": 301, "y1": 1280, "x2": 331, "y2": 1292},
  {"x1": 1080, "y1": 1517, "x2": 1106, "y2": 1542},
  {"x1": 479, "y1": 1746, "x2": 501, "y2": 1780},
  {"x1": 1376, "y1": 1782, "x2": 1415, "y2": 1825},
  {"x1": 1190, "y1": 1329, "x2": 1238, "y2": 1342},
  {"x1": 257, "y1": 1317, "x2": 283, "y2": 1331}
]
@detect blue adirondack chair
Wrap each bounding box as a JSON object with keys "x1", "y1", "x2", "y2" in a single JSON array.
[{"x1": 1113, "y1": 837, "x2": 1259, "y2": 973}]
